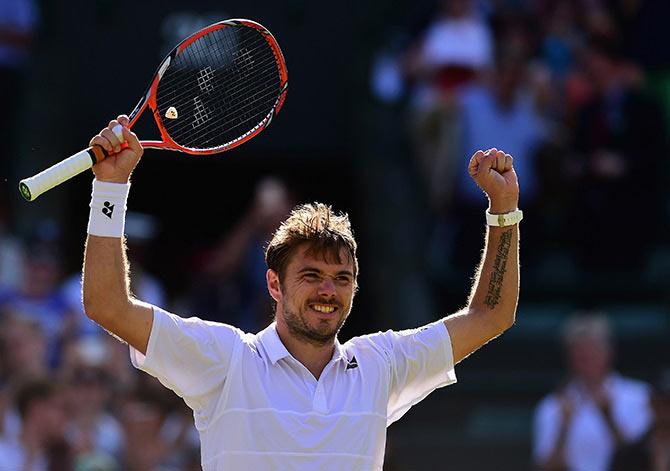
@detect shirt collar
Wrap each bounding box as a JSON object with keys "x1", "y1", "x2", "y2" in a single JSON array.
[{"x1": 258, "y1": 322, "x2": 347, "y2": 365}]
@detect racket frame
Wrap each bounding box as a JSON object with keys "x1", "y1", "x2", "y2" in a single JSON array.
[{"x1": 128, "y1": 18, "x2": 288, "y2": 154}]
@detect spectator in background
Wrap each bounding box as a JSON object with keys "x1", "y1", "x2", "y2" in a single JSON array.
[
  {"x1": 62, "y1": 364, "x2": 124, "y2": 469},
  {"x1": 403, "y1": 0, "x2": 493, "y2": 212},
  {"x1": 0, "y1": 378, "x2": 71, "y2": 471},
  {"x1": 0, "y1": 315, "x2": 48, "y2": 384},
  {"x1": 186, "y1": 177, "x2": 293, "y2": 332},
  {"x1": 119, "y1": 378, "x2": 199, "y2": 471},
  {"x1": 539, "y1": 0, "x2": 582, "y2": 84},
  {"x1": 566, "y1": 36, "x2": 666, "y2": 272},
  {"x1": 0, "y1": 222, "x2": 75, "y2": 367},
  {"x1": 58, "y1": 335, "x2": 137, "y2": 416},
  {"x1": 533, "y1": 314, "x2": 653, "y2": 471}
]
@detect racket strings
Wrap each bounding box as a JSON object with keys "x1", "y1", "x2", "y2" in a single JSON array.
[
  {"x1": 157, "y1": 57, "x2": 279, "y2": 116},
  {"x1": 155, "y1": 25, "x2": 282, "y2": 150},
  {"x1": 156, "y1": 34, "x2": 278, "y2": 99},
  {"x1": 188, "y1": 87, "x2": 282, "y2": 145}
]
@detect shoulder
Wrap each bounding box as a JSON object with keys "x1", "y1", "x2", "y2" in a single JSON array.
[
  {"x1": 154, "y1": 308, "x2": 247, "y2": 349},
  {"x1": 535, "y1": 391, "x2": 561, "y2": 417},
  {"x1": 611, "y1": 374, "x2": 652, "y2": 399},
  {"x1": 344, "y1": 330, "x2": 398, "y2": 360},
  {"x1": 344, "y1": 322, "x2": 449, "y2": 358}
]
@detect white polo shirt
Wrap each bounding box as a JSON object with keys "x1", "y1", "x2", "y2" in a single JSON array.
[{"x1": 130, "y1": 307, "x2": 457, "y2": 470}]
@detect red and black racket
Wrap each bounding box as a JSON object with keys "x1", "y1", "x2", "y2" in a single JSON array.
[{"x1": 19, "y1": 18, "x2": 288, "y2": 201}]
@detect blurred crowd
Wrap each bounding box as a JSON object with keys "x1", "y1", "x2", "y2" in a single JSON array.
[{"x1": 371, "y1": 0, "x2": 669, "y2": 280}]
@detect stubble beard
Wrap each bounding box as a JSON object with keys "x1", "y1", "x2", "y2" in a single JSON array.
[{"x1": 281, "y1": 297, "x2": 350, "y2": 346}]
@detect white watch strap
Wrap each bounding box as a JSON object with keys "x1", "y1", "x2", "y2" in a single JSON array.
[{"x1": 486, "y1": 209, "x2": 523, "y2": 227}]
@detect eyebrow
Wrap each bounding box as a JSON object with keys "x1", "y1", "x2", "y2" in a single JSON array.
[{"x1": 297, "y1": 267, "x2": 355, "y2": 278}]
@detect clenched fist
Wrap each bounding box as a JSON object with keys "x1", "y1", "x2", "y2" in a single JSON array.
[
  {"x1": 90, "y1": 115, "x2": 144, "y2": 184},
  {"x1": 468, "y1": 148, "x2": 519, "y2": 214}
]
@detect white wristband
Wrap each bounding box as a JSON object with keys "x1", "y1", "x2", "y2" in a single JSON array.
[
  {"x1": 87, "y1": 179, "x2": 130, "y2": 237},
  {"x1": 486, "y1": 209, "x2": 523, "y2": 227}
]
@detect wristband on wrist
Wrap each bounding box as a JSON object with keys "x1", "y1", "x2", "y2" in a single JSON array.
[
  {"x1": 87, "y1": 179, "x2": 130, "y2": 237},
  {"x1": 486, "y1": 209, "x2": 523, "y2": 227}
]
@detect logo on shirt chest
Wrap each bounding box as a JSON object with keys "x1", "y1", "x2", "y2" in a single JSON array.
[{"x1": 346, "y1": 355, "x2": 358, "y2": 370}]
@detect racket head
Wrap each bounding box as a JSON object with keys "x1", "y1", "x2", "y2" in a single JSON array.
[{"x1": 129, "y1": 19, "x2": 288, "y2": 154}]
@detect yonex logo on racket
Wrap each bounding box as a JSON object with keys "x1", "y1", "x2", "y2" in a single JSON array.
[{"x1": 102, "y1": 201, "x2": 114, "y2": 219}]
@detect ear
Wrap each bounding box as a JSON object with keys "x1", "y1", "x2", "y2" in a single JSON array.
[{"x1": 266, "y1": 269, "x2": 282, "y2": 303}]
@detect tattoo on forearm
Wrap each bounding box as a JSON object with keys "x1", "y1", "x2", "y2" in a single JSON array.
[{"x1": 484, "y1": 229, "x2": 513, "y2": 309}]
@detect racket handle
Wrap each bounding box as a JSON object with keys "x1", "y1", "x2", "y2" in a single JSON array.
[{"x1": 19, "y1": 146, "x2": 106, "y2": 201}]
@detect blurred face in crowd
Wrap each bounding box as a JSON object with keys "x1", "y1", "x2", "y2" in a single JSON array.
[
  {"x1": 27, "y1": 393, "x2": 67, "y2": 442},
  {"x1": 566, "y1": 336, "x2": 612, "y2": 383},
  {"x1": 270, "y1": 243, "x2": 356, "y2": 345},
  {"x1": 2, "y1": 315, "x2": 48, "y2": 380},
  {"x1": 254, "y1": 178, "x2": 293, "y2": 235},
  {"x1": 494, "y1": 61, "x2": 524, "y2": 107},
  {"x1": 441, "y1": 0, "x2": 472, "y2": 18},
  {"x1": 23, "y1": 251, "x2": 61, "y2": 298},
  {"x1": 67, "y1": 368, "x2": 109, "y2": 417},
  {"x1": 582, "y1": 47, "x2": 617, "y2": 92}
]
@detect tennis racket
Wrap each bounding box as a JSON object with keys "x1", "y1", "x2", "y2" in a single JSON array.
[{"x1": 19, "y1": 18, "x2": 288, "y2": 201}]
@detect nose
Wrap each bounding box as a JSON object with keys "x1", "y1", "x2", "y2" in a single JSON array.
[{"x1": 317, "y1": 278, "x2": 336, "y2": 298}]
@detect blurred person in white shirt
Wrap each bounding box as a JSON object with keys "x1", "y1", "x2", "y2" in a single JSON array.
[{"x1": 533, "y1": 313, "x2": 653, "y2": 471}]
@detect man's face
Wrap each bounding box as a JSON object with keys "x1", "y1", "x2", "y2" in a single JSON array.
[
  {"x1": 31, "y1": 394, "x2": 66, "y2": 441},
  {"x1": 270, "y1": 244, "x2": 356, "y2": 345},
  {"x1": 567, "y1": 337, "x2": 611, "y2": 381}
]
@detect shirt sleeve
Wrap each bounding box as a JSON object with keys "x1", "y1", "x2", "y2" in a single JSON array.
[
  {"x1": 129, "y1": 306, "x2": 244, "y2": 410},
  {"x1": 614, "y1": 380, "x2": 653, "y2": 442},
  {"x1": 366, "y1": 320, "x2": 457, "y2": 425},
  {"x1": 532, "y1": 395, "x2": 561, "y2": 463}
]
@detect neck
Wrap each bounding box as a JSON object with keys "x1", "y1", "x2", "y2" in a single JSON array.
[
  {"x1": 275, "y1": 322, "x2": 335, "y2": 380},
  {"x1": 577, "y1": 373, "x2": 610, "y2": 393}
]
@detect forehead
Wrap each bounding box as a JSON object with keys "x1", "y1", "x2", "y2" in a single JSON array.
[
  {"x1": 285, "y1": 243, "x2": 354, "y2": 273},
  {"x1": 567, "y1": 337, "x2": 609, "y2": 352}
]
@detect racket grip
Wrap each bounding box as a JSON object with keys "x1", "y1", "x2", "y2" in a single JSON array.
[{"x1": 19, "y1": 147, "x2": 104, "y2": 201}]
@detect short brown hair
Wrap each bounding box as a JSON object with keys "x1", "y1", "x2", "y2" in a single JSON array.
[
  {"x1": 265, "y1": 202, "x2": 358, "y2": 282},
  {"x1": 15, "y1": 378, "x2": 57, "y2": 419}
]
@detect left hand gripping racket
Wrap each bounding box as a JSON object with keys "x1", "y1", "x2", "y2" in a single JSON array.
[{"x1": 19, "y1": 18, "x2": 288, "y2": 201}]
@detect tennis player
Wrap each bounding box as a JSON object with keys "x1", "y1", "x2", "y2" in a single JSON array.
[{"x1": 82, "y1": 115, "x2": 522, "y2": 470}]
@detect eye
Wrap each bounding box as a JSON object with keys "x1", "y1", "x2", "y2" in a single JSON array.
[
  {"x1": 336, "y1": 276, "x2": 352, "y2": 285},
  {"x1": 303, "y1": 273, "x2": 320, "y2": 281}
]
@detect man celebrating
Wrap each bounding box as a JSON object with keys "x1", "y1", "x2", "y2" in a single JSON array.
[{"x1": 82, "y1": 115, "x2": 521, "y2": 470}]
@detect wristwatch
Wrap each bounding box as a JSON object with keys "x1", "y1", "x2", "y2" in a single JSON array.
[{"x1": 486, "y1": 209, "x2": 523, "y2": 227}]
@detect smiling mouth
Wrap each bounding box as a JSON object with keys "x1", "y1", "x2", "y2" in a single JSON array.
[{"x1": 309, "y1": 303, "x2": 338, "y2": 314}]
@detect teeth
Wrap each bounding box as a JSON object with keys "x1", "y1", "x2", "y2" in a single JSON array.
[{"x1": 313, "y1": 305, "x2": 335, "y2": 313}]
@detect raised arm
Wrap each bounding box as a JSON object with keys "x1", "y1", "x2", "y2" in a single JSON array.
[
  {"x1": 444, "y1": 148, "x2": 520, "y2": 364},
  {"x1": 82, "y1": 115, "x2": 153, "y2": 354}
]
